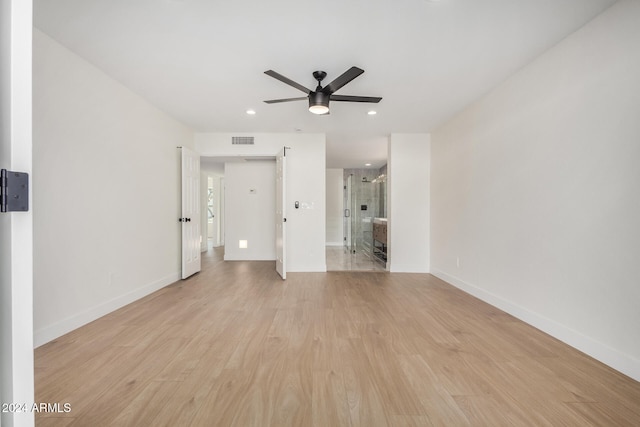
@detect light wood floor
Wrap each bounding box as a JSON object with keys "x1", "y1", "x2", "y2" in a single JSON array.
[{"x1": 35, "y1": 248, "x2": 640, "y2": 426}]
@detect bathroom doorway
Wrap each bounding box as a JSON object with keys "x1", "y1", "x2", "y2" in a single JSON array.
[{"x1": 326, "y1": 166, "x2": 387, "y2": 271}]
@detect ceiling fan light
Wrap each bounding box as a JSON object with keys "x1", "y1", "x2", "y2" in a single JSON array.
[
  {"x1": 309, "y1": 105, "x2": 329, "y2": 115},
  {"x1": 309, "y1": 92, "x2": 329, "y2": 115}
]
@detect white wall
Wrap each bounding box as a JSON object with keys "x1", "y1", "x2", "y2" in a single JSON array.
[
  {"x1": 195, "y1": 133, "x2": 326, "y2": 271},
  {"x1": 430, "y1": 0, "x2": 640, "y2": 381},
  {"x1": 326, "y1": 168, "x2": 344, "y2": 246},
  {"x1": 224, "y1": 161, "x2": 276, "y2": 260},
  {"x1": 32, "y1": 30, "x2": 194, "y2": 346},
  {"x1": 1, "y1": 1, "x2": 34, "y2": 425},
  {"x1": 388, "y1": 134, "x2": 431, "y2": 273}
]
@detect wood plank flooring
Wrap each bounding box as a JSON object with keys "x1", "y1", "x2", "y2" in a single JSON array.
[{"x1": 35, "y1": 247, "x2": 640, "y2": 426}]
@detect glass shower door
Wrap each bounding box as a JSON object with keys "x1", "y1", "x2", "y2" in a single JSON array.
[
  {"x1": 344, "y1": 175, "x2": 353, "y2": 253},
  {"x1": 350, "y1": 176, "x2": 358, "y2": 254}
]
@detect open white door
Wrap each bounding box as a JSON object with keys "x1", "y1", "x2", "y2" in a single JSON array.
[
  {"x1": 180, "y1": 146, "x2": 201, "y2": 279},
  {"x1": 276, "y1": 147, "x2": 287, "y2": 279}
]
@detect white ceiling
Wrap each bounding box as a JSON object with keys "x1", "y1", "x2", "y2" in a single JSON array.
[{"x1": 34, "y1": 0, "x2": 615, "y2": 169}]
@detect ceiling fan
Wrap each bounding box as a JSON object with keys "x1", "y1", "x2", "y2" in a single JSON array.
[{"x1": 263, "y1": 66, "x2": 382, "y2": 115}]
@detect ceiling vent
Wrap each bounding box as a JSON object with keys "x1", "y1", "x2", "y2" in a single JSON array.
[{"x1": 231, "y1": 136, "x2": 255, "y2": 145}]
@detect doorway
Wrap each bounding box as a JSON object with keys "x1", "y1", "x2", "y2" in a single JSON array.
[
  {"x1": 200, "y1": 157, "x2": 225, "y2": 254},
  {"x1": 206, "y1": 175, "x2": 224, "y2": 249},
  {"x1": 326, "y1": 166, "x2": 387, "y2": 271},
  {"x1": 200, "y1": 156, "x2": 282, "y2": 272}
]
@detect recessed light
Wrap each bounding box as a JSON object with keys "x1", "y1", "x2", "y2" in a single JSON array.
[
  {"x1": 365, "y1": 163, "x2": 372, "y2": 167},
  {"x1": 246, "y1": 109, "x2": 256, "y2": 115},
  {"x1": 367, "y1": 110, "x2": 377, "y2": 115}
]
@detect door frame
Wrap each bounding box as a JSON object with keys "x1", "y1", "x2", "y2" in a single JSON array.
[{"x1": 1, "y1": 0, "x2": 35, "y2": 424}]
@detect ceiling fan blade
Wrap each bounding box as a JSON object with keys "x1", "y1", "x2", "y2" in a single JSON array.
[
  {"x1": 264, "y1": 97, "x2": 308, "y2": 104},
  {"x1": 264, "y1": 70, "x2": 311, "y2": 94},
  {"x1": 330, "y1": 95, "x2": 382, "y2": 103},
  {"x1": 321, "y1": 66, "x2": 365, "y2": 94}
]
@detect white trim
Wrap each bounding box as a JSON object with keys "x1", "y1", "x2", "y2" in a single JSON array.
[
  {"x1": 34, "y1": 272, "x2": 180, "y2": 347},
  {"x1": 325, "y1": 242, "x2": 344, "y2": 247},
  {"x1": 2, "y1": 1, "x2": 35, "y2": 424},
  {"x1": 431, "y1": 268, "x2": 640, "y2": 382}
]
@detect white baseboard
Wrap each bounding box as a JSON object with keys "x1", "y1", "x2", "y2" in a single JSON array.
[
  {"x1": 325, "y1": 242, "x2": 344, "y2": 247},
  {"x1": 34, "y1": 272, "x2": 180, "y2": 348},
  {"x1": 431, "y1": 268, "x2": 640, "y2": 382}
]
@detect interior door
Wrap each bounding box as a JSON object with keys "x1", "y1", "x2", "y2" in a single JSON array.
[
  {"x1": 344, "y1": 174, "x2": 352, "y2": 253},
  {"x1": 181, "y1": 146, "x2": 201, "y2": 279},
  {"x1": 275, "y1": 147, "x2": 287, "y2": 279}
]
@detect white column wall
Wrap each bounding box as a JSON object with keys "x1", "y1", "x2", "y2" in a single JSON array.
[{"x1": 388, "y1": 134, "x2": 431, "y2": 273}]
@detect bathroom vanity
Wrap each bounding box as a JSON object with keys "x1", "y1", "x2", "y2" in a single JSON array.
[{"x1": 372, "y1": 218, "x2": 387, "y2": 265}]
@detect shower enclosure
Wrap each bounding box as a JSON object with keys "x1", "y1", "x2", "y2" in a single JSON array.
[{"x1": 344, "y1": 166, "x2": 387, "y2": 265}]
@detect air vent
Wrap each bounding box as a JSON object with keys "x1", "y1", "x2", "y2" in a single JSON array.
[{"x1": 231, "y1": 136, "x2": 255, "y2": 145}]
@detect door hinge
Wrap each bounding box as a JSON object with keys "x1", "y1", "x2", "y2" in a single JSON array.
[{"x1": 1, "y1": 169, "x2": 29, "y2": 213}]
